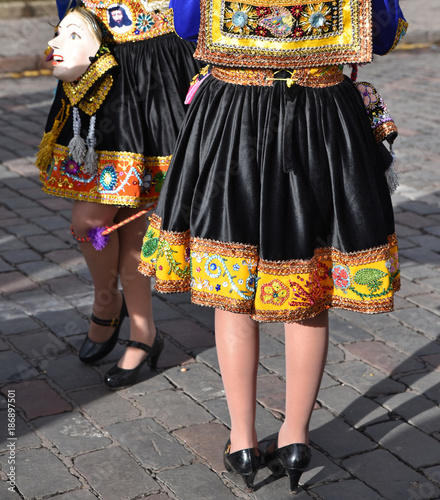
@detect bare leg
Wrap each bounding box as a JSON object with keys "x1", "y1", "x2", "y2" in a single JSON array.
[
  {"x1": 71, "y1": 201, "x2": 122, "y2": 342},
  {"x1": 215, "y1": 309, "x2": 259, "y2": 453},
  {"x1": 115, "y1": 206, "x2": 156, "y2": 369},
  {"x1": 278, "y1": 311, "x2": 329, "y2": 447}
]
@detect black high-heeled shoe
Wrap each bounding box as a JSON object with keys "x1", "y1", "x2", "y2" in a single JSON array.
[
  {"x1": 104, "y1": 330, "x2": 164, "y2": 390},
  {"x1": 79, "y1": 294, "x2": 128, "y2": 364},
  {"x1": 264, "y1": 441, "x2": 311, "y2": 494},
  {"x1": 223, "y1": 440, "x2": 261, "y2": 493}
]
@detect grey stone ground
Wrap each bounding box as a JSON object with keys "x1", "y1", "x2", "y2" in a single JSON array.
[{"x1": 1, "y1": 2, "x2": 440, "y2": 500}]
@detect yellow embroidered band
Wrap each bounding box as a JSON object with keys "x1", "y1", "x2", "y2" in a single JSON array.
[{"x1": 139, "y1": 214, "x2": 400, "y2": 322}]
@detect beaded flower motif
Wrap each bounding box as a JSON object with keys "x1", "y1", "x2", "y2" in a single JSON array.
[
  {"x1": 224, "y1": 3, "x2": 259, "y2": 34},
  {"x1": 136, "y1": 13, "x2": 155, "y2": 33},
  {"x1": 260, "y1": 279, "x2": 290, "y2": 306},
  {"x1": 300, "y1": 4, "x2": 332, "y2": 35},
  {"x1": 63, "y1": 159, "x2": 80, "y2": 175},
  {"x1": 357, "y1": 82, "x2": 380, "y2": 108},
  {"x1": 100, "y1": 165, "x2": 118, "y2": 191}
]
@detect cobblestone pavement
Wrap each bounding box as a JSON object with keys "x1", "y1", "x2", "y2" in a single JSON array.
[{"x1": 1, "y1": 12, "x2": 440, "y2": 500}]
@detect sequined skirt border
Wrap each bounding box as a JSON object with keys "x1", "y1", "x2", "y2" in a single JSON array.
[{"x1": 139, "y1": 215, "x2": 400, "y2": 323}]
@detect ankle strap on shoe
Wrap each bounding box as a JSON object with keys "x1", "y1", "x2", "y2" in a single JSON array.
[
  {"x1": 91, "y1": 314, "x2": 121, "y2": 327},
  {"x1": 122, "y1": 331, "x2": 163, "y2": 353},
  {"x1": 124, "y1": 340, "x2": 151, "y2": 353}
]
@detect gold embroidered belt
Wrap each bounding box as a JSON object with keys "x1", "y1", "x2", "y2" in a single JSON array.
[{"x1": 211, "y1": 65, "x2": 345, "y2": 88}]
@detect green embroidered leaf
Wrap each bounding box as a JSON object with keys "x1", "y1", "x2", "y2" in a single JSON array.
[
  {"x1": 142, "y1": 236, "x2": 159, "y2": 258},
  {"x1": 154, "y1": 171, "x2": 166, "y2": 193},
  {"x1": 354, "y1": 268, "x2": 387, "y2": 286}
]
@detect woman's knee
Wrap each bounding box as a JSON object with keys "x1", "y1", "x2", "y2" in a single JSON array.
[{"x1": 71, "y1": 202, "x2": 118, "y2": 237}]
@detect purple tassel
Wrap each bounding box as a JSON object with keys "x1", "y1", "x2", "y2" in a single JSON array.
[{"x1": 88, "y1": 226, "x2": 110, "y2": 251}]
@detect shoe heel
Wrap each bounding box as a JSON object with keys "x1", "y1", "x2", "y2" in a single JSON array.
[
  {"x1": 241, "y1": 470, "x2": 257, "y2": 492},
  {"x1": 148, "y1": 333, "x2": 164, "y2": 370},
  {"x1": 285, "y1": 468, "x2": 303, "y2": 495},
  {"x1": 149, "y1": 351, "x2": 161, "y2": 369},
  {"x1": 223, "y1": 440, "x2": 261, "y2": 493},
  {"x1": 265, "y1": 441, "x2": 311, "y2": 495}
]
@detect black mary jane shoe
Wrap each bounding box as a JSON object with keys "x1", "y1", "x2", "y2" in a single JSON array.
[
  {"x1": 264, "y1": 440, "x2": 311, "y2": 495},
  {"x1": 79, "y1": 294, "x2": 128, "y2": 364},
  {"x1": 104, "y1": 331, "x2": 164, "y2": 390},
  {"x1": 223, "y1": 439, "x2": 261, "y2": 493}
]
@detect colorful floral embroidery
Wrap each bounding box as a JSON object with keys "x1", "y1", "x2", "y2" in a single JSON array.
[
  {"x1": 195, "y1": 0, "x2": 373, "y2": 70},
  {"x1": 83, "y1": 1, "x2": 174, "y2": 44},
  {"x1": 353, "y1": 268, "x2": 387, "y2": 293},
  {"x1": 194, "y1": 253, "x2": 257, "y2": 300},
  {"x1": 222, "y1": 1, "x2": 338, "y2": 41},
  {"x1": 63, "y1": 159, "x2": 80, "y2": 175},
  {"x1": 258, "y1": 7, "x2": 293, "y2": 38},
  {"x1": 300, "y1": 4, "x2": 333, "y2": 35},
  {"x1": 332, "y1": 264, "x2": 351, "y2": 292},
  {"x1": 386, "y1": 253, "x2": 399, "y2": 273},
  {"x1": 139, "y1": 215, "x2": 400, "y2": 322},
  {"x1": 291, "y1": 5, "x2": 304, "y2": 18},
  {"x1": 100, "y1": 165, "x2": 118, "y2": 191},
  {"x1": 224, "y1": 3, "x2": 259, "y2": 34},
  {"x1": 290, "y1": 261, "x2": 333, "y2": 307},
  {"x1": 39, "y1": 146, "x2": 169, "y2": 206},
  {"x1": 355, "y1": 81, "x2": 398, "y2": 143},
  {"x1": 157, "y1": 240, "x2": 190, "y2": 279},
  {"x1": 153, "y1": 171, "x2": 166, "y2": 193},
  {"x1": 357, "y1": 82, "x2": 380, "y2": 108},
  {"x1": 260, "y1": 279, "x2": 290, "y2": 306},
  {"x1": 136, "y1": 13, "x2": 155, "y2": 32}
]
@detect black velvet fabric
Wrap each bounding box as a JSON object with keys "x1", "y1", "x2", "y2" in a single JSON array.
[
  {"x1": 45, "y1": 33, "x2": 200, "y2": 158},
  {"x1": 157, "y1": 73, "x2": 396, "y2": 262}
]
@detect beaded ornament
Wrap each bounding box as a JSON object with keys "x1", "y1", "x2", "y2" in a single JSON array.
[{"x1": 195, "y1": 0, "x2": 373, "y2": 69}]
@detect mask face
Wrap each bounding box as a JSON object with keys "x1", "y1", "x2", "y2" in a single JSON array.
[{"x1": 48, "y1": 11, "x2": 101, "y2": 82}]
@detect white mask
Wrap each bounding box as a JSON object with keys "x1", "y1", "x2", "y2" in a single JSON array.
[{"x1": 48, "y1": 11, "x2": 101, "y2": 82}]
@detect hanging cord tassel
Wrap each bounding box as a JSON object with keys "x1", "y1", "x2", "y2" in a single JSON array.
[
  {"x1": 70, "y1": 204, "x2": 157, "y2": 250},
  {"x1": 36, "y1": 100, "x2": 70, "y2": 170},
  {"x1": 350, "y1": 64, "x2": 358, "y2": 82},
  {"x1": 83, "y1": 115, "x2": 98, "y2": 175},
  {"x1": 385, "y1": 143, "x2": 400, "y2": 195},
  {"x1": 68, "y1": 107, "x2": 87, "y2": 164}
]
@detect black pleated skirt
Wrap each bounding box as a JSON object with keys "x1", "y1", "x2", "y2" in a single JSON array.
[{"x1": 139, "y1": 70, "x2": 400, "y2": 322}]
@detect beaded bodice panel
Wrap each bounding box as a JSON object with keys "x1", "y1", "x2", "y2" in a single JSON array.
[
  {"x1": 194, "y1": 0, "x2": 373, "y2": 69},
  {"x1": 62, "y1": 49, "x2": 118, "y2": 115},
  {"x1": 83, "y1": 0, "x2": 174, "y2": 44}
]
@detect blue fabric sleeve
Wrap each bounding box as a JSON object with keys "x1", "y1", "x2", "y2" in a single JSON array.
[
  {"x1": 56, "y1": 0, "x2": 76, "y2": 19},
  {"x1": 170, "y1": 0, "x2": 201, "y2": 41},
  {"x1": 372, "y1": 0, "x2": 407, "y2": 55}
]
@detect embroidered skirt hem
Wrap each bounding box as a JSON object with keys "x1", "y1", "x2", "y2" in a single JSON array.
[
  {"x1": 139, "y1": 215, "x2": 400, "y2": 323},
  {"x1": 39, "y1": 146, "x2": 169, "y2": 207}
]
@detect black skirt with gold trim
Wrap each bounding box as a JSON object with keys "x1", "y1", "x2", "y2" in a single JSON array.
[
  {"x1": 139, "y1": 67, "x2": 400, "y2": 322},
  {"x1": 38, "y1": 33, "x2": 200, "y2": 207}
]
